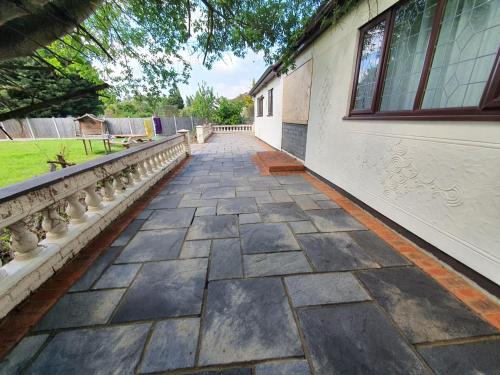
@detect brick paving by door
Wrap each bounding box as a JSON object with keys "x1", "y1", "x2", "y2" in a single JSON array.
[{"x1": 1, "y1": 134, "x2": 499, "y2": 375}]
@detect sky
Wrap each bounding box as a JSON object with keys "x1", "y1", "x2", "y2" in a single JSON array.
[{"x1": 177, "y1": 51, "x2": 268, "y2": 100}]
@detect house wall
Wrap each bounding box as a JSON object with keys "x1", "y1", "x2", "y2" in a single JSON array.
[
  {"x1": 254, "y1": 74, "x2": 283, "y2": 149},
  {"x1": 255, "y1": 0, "x2": 500, "y2": 285}
]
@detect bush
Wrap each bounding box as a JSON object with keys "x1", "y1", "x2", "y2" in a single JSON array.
[{"x1": 213, "y1": 98, "x2": 245, "y2": 125}]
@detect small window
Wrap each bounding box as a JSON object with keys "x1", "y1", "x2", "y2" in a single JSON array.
[
  {"x1": 267, "y1": 89, "x2": 273, "y2": 116},
  {"x1": 257, "y1": 96, "x2": 264, "y2": 117}
]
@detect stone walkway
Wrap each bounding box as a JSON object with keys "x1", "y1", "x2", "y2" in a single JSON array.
[{"x1": 1, "y1": 134, "x2": 500, "y2": 374}]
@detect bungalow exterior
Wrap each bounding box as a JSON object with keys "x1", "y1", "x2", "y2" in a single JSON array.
[{"x1": 250, "y1": 0, "x2": 500, "y2": 285}]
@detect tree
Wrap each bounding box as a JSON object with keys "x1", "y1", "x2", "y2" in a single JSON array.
[
  {"x1": 213, "y1": 98, "x2": 245, "y2": 125},
  {"x1": 166, "y1": 84, "x2": 184, "y2": 110},
  {"x1": 189, "y1": 83, "x2": 217, "y2": 122}
]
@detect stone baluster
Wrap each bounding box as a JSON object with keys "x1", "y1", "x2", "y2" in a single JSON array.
[
  {"x1": 144, "y1": 159, "x2": 153, "y2": 174},
  {"x1": 139, "y1": 161, "x2": 149, "y2": 177},
  {"x1": 113, "y1": 174, "x2": 125, "y2": 193},
  {"x1": 103, "y1": 178, "x2": 115, "y2": 201},
  {"x1": 125, "y1": 168, "x2": 136, "y2": 186},
  {"x1": 9, "y1": 221, "x2": 40, "y2": 259},
  {"x1": 150, "y1": 156, "x2": 159, "y2": 171},
  {"x1": 42, "y1": 206, "x2": 68, "y2": 239},
  {"x1": 84, "y1": 184, "x2": 103, "y2": 212},
  {"x1": 66, "y1": 192, "x2": 87, "y2": 223},
  {"x1": 133, "y1": 164, "x2": 143, "y2": 181}
]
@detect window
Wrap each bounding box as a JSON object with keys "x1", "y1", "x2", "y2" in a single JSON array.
[
  {"x1": 257, "y1": 96, "x2": 264, "y2": 117},
  {"x1": 349, "y1": 0, "x2": 500, "y2": 120},
  {"x1": 268, "y1": 89, "x2": 273, "y2": 116}
]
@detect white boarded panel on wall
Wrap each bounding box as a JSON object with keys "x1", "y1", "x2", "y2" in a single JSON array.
[{"x1": 282, "y1": 59, "x2": 313, "y2": 124}]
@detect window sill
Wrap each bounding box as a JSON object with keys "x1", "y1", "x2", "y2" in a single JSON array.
[{"x1": 343, "y1": 111, "x2": 500, "y2": 122}]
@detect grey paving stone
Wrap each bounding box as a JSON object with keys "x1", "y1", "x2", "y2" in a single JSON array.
[
  {"x1": 184, "y1": 192, "x2": 202, "y2": 200},
  {"x1": 209, "y1": 239, "x2": 243, "y2": 280},
  {"x1": 217, "y1": 197, "x2": 258, "y2": 215},
  {"x1": 221, "y1": 177, "x2": 248, "y2": 187},
  {"x1": 35, "y1": 289, "x2": 125, "y2": 331},
  {"x1": 255, "y1": 195, "x2": 274, "y2": 204},
  {"x1": 285, "y1": 184, "x2": 320, "y2": 195},
  {"x1": 288, "y1": 221, "x2": 317, "y2": 234},
  {"x1": 70, "y1": 247, "x2": 121, "y2": 292},
  {"x1": 180, "y1": 240, "x2": 211, "y2": 258},
  {"x1": 236, "y1": 190, "x2": 272, "y2": 198},
  {"x1": 92, "y1": 264, "x2": 141, "y2": 289},
  {"x1": 275, "y1": 175, "x2": 307, "y2": 185},
  {"x1": 298, "y1": 233, "x2": 379, "y2": 271},
  {"x1": 196, "y1": 206, "x2": 217, "y2": 216},
  {"x1": 147, "y1": 195, "x2": 183, "y2": 210},
  {"x1": 27, "y1": 324, "x2": 150, "y2": 375},
  {"x1": 199, "y1": 278, "x2": 303, "y2": 366},
  {"x1": 418, "y1": 339, "x2": 500, "y2": 375},
  {"x1": 306, "y1": 209, "x2": 366, "y2": 232},
  {"x1": 178, "y1": 198, "x2": 219, "y2": 208},
  {"x1": 285, "y1": 273, "x2": 370, "y2": 306},
  {"x1": 192, "y1": 175, "x2": 220, "y2": 184},
  {"x1": 349, "y1": 230, "x2": 411, "y2": 266},
  {"x1": 170, "y1": 176, "x2": 193, "y2": 185},
  {"x1": 115, "y1": 229, "x2": 186, "y2": 263},
  {"x1": 270, "y1": 190, "x2": 294, "y2": 202},
  {"x1": 239, "y1": 213, "x2": 262, "y2": 224},
  {"x1": 136, "y1": 209, "x2": 153, "y2": 220},
  {"x1": 139, "y1": 318, "x2": 199, "y2": 373},
  {"x1": 298, "y1": 304, "x2": 428, "y2": 375},
  {"x1": 357, "y1": 268, "x2": 496, "y2": 343},
  {"x1": 308, "y1": 193, "x2": 330, "y2": 201},
  {"x1": 240, "y1": 223, "x2": 300, "y2": 253},
  {"x1": 111, "y1": 220, "x2": 144, "y2": 247},
  {"x1": 142, "y1": 208, "x2": 195, "y2": 230},
  {"x1": 292, "y1": 195, "x2": 321, "y2": 210},
  {"x1": 186, "y1": 369, "x2": 251, "y2": 375},
  {"x1": 0, "y1": 335, "x2": 48, "y2": 375},
  {"x1": 255, "y1": 360, "x2": 311, "y2": 375},
  {"x1": 315, "y1": 200, "x2": 340, "y2": 209},
  {"x1": 112, "y1": 258, "x2": 207, "y2": 322},
  {"x1": 202, "y1": 187, "x2": 236, "y2": 199},
  {"x1": 244, "y1": 252, "x2": 311, "y2": 277},
  {"x1": 186, "y1": 215, "x2": 239, "y2": 240},
  {"x1": 259, "y1": 202, "x2": 309, "y2": 223},
  {"x1": 162, "y1": 184, "x2": 204, "y2": 195}
]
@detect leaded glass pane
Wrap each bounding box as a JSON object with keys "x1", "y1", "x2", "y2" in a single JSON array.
[
  {"x1": 353, "y1": 21, "x2": 386, "y2": 110},
  {"x1": 380, "y1": 0, "x2": 438, "y2": 111},
  {"x1": 422, "y1": 0, "x2": 500, "y2": 108}
]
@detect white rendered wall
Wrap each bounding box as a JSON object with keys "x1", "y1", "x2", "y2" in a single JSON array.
[
  {"x1": 254, "y1": 77, "x2": 283, "y2": 149},
  {"x1": 301, "y1": 0, "x2": 500, "y2": 284}
]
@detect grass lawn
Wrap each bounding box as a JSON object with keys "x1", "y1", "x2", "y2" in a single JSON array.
[{"x1": 0, "y1": 139, "x2": 123, "y2": 188}]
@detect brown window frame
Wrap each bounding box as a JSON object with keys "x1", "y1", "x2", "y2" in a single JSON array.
[
  {"x1": 346, "y1": 0, "x2": 500, "y2": 121},
  {"x1": 257, "y1": 96, "x2": 264, "y2": 117},
  {"x1": 267, "y1": 89, "x2": 273, "y2": 116}
]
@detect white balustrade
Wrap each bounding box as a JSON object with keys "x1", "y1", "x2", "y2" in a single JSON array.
[{"x1": 0, "y1": 133, "x2": 190, "y2": 319}]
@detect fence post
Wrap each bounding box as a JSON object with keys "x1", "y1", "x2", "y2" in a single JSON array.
[
  {"x1": 52, "y1": 117, "x2": 61, "y2": 139},
  {"x1": 173, "y1": 115, "x2": 178, "y2": 133},
  {"x1": 190, "y1": 116, "x2": 194, "y2": 130},
  {"x1": 25, "y1": 117, "x2": 35, "y2": 139},
  {"x1": 127, "y1": 117, "x2": 133, "y2": 135}
]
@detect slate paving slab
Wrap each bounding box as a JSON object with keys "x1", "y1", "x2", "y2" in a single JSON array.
[
  {"x1": 180, "y1": 240, "x2": 212, "y2": 258},
  {"x1": 147, "y1": 195, "x2": 183, "y2": 210},
  {"x1": 259, "y1": 202, "x2": 309, "y2": 222},
  {"x1": 27, "y1": 324, "x2": 150, "y2": 375},
  {"x1": 115, "y1": 229, "x2": 186, "y2": 263},
  {"x1": 270, "y1": 190, "x2": 294, "y2": 202},
  {"x1": 315, "y1": 200, "x2": 339, "y2": 209},
  {"x1": 112, "y1": 258, "x2": 207, "y2": 322},
  {"x1": 141, "y1": 208, "x2": 195, "y2": 230},
  {"x1": 240, "y1": 223, "x2": 300, "y2": 253},
  {"x1": 288, "y1": 221, "x2": 317, "y2": 234},
  {"x1": 70, "y1": 247, "x2": 121, "y2": 291},
  {"x1": 285, "y1": 273, "x2": 370, "y2": 306},
  {"x1": 349, "y1": 230, "x2": 411, "y2": 266},
  {"x1": 196, "y1": 206, "x2": 217, "y2": 216},
  {"x1": 178, "y1": 198, "x2": 218, "y2": 208},
  {"x1": 199, "y1": 278, "x2": 303, "y2": 366},
  {"x1": 418, "y1": 338, "x2": 500, "y2": 375},
  {"x1": 292, "y1": 195, "x2": 321, "y2": 210},
  {"x1": 357, "y1": 267, "x2": 496, "y2": 343},
  {"x1": 136, "y1": 209, "x2": 153, "y2": 220},
  {"x1": 275, "y1": 175, "x2": 307, "y2": 185},
  {"x1": 0, "y1": 334, "x2": 48, "y2": 375},
  {"x1": 285, "y1": 184, "x2": 320, "y2": 195},
  {"x1": 139, "y1": 318, "x2": 199, "y2": 373},
  {"x1": 111, "y1": 220, "x2": 144, "y2": 247},
  {"x1": 306, "y1": 209, "x2": 366, "y2": 232},
  {"x1": 92, "y1": 264, "x2": 141, "y2": 289},
  {"x1": 35, "y1": 289, "x2": 125, "y2": 331},
  {"x1": 217, "y1": 197, "x2": 258, "y2": 215},
  {"x1": 298, "y1": 304, "x2": 428, "y2": 375},
  {"x1": 239, "y1": 213, "x2": 262, "y2": 224},
  {"x1": 298, "y1": 233, "x2": 379, "y2": 271},
  {"x1": 186, "y1": 369, "x2": 251, "y2": 375},
  {"x1": 209, "y1": 239, "x2": 243, "y2": 280},
  {"x1": 187, "y1": 215, "x2": 239, "y2": 240},
  {"x1": 243, "y1": 252, "x2": 311, "y2": 277},
  {"x1": 202, "y1": 187, "x2": 236, "y2": 199},
  {"x1": 255, "y1": 360, "x2": 311, "y2": 375}
]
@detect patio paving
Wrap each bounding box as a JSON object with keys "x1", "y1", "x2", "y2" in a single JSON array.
[{"x1": 1, "y1": 134, "x2": 499, "y2": 374}]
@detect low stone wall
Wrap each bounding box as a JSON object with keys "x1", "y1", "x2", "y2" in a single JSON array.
[
  {"x1": 196, "y1": 124, "x2": 213, "y2": 144},
  {"x1": 0, "y1": 132, "x2": 191, "y2": 318}
]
